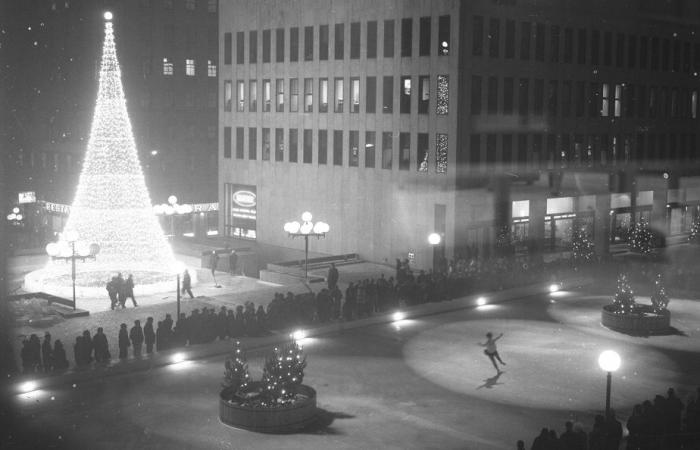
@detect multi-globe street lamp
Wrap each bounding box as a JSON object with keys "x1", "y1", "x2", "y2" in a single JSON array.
[
  {"x1": 45, "y1": 231, "x2": 99, "y2": 310},
  {"x1": 283, "y1": 212, "x2": 330, "y2": 280},
  {"x1": 598, "y1": 350, "x2": 621, "y2": 419},
  {"x1": 153, "y1": 195, "x2": 193, "y2": 240}
]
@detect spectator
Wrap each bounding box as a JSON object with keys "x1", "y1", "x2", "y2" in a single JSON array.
[
  {"x1": 144, "y1": 317, "x2": 156, "y2": 354},
  {"x1": 327, "y1": 262, "x2": 339, "y2": 290},
  {"x1": 588, "y1": 415, "x2": 605, "y2": 450},
  {"x1": 181, "y1": 269, "x2": 194, "y2": 298},
  {"x1": 41, "y1": 332, "x2": 52, "y2": 373},
  {"x1": 118, "y1": 323, "x2": 129, "y2": 360},
  {"x1": 530, "y1": 428, "x2": 549, "y2": 450},
  {"x1": 82, "y1": 330, "x2": 94, "y2": 363},
  {"x1": 52, "y1": 340, "x2": 69, "y2": 371},
  {"x1": 28, "y1": 334, "x2": 41, "y2": 372},
  {"x1": 155, "y1": 321, "x2": 167, "y2": 351},
  {"x1": 124, "y1": 274, "x2": 138, "y2": 307},
  {"x1": 130, "y1": 320, "x2": 144, "y2": 357},
  {"x1": 93, "y1": 327, "x2": 110, "y2": 363},
  {"x1": 74, "y1": 336, "x2": 87, "y2": 368}
]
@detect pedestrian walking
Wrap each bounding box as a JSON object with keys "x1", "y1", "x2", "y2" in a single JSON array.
[
  {"x1": 182, "y1": 269, "x2": 194, "y2": 298},
  {"x1": 118, "y1": 323, "x2": 130, "y2": 360},
  {"x1": 124, "y1": 274, "x2": 138, "y2": 307},
  {"x1": 479, "y1": 331, "x2": 506, "y2": 373},
  {"x1": 144, "y1": 317, "x2": 155, "y2": 354},
  {"x1": 229, "y1": 249, "x2": 238, "y2": 275},
  {"x1": 130, "y1": 320, "x2": 144, "y2": 357},
  {"x1": 116, "y1": 272, "x2": 126, "y2": 308},
  {"x1": 327, "y1": 263, "x2": 339, "y2": 290},
  {"x1": 107, "y1": 276, "x2": 118, "y2": 310}
]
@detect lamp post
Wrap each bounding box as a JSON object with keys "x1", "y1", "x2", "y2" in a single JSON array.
[
  {"x1": 45, "y1": 231, "x2": 99, "y2": 310},
  {"x1": 598, "y1": 350, "x2": 621, "y2": 418},
  {"x1": 283, "y1": 212, "x2": 329, "y2": 280},
  {"x1": 428, "y1": 232, "x2": 444, "y2": 272}
]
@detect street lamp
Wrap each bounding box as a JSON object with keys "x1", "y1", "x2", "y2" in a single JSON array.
[
  {"x1": 428, "y1": 232, "x2": 444, "y2": 272},
  {"x1": 283, "y1": 212, "x2": 329, "y2": 280},
  {"x1": 46, "y1": 231, "x2": 99, "y2": 310},
  {"x1": 598, "y1": 350, "x2": 621, "y2": 418}
]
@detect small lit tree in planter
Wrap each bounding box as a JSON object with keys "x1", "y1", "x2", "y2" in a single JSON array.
[
  {"x1": 650, "y1": 273, "x2": 670, "y2": 313},
  {"x1": 628, "y1": 219, "x2": 653, "y2": 256},
  {"x1": 601, "y1": 272, "x2": 671, "y2": 335},
  {"x1": 689, "y1": 215, "x2": 700, "y2": 245},
  {"x1": 219, "y1": 338, "x2": 317, "y2": 433},
  {"x1": 571, "y1": 227, "x2": 594, "y2": 269}
]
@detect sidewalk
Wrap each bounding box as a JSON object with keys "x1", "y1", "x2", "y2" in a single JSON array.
[{"x1": 2, "y1": 273, "x2": 591, "y2": 396}]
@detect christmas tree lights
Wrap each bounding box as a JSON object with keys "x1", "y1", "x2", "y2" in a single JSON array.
[
  {"x1": 628, "y1": 219, "x2": 652, "y2": 255},
  {"x1": 650, "y1": 273, "x2": 669, "y2": 313},
  {"x1": 223, "y1": 341, "x2": 250, "y2": 395},
  {"x1": 571, "y1": 227, "x2": 594, "y2": 267},
  {"x1": 689, "y1": 215, "x2": 700, "y2": 245},
  {"x1": 612, "y1": 272, "x2": 636, "y2": 314},
  {"x1": 261, "y1": 339, "x2": 306, "y2": 404},
  {"x1": 60, "y1": 16, "x2": 177, "y2": 273}
]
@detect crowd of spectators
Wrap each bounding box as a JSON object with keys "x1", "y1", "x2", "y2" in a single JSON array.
[{"x1": 521, "y1": 387, "x2": 700, "y2": 450}]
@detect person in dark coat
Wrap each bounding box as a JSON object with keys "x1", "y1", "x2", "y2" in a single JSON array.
[
  {"x1": 130, "y1": 320, "x2": 144, "y2": 357},
  {"x1": 82, "y1": 330, "x2": 94, "y2": 363},
  {"x1": 107, "y1": 277, "x2": 118, "y2": 310},
  {"x1": 530, "y1": 428, "x2": 549, "y2": 450},
  {"x1": 155, "y1": 321, "x2": 166, "y2": 351},
  {"x1": 124, "y1": 274, "x2": 138, "y2": 307},
  {"x1": 41, "y1": 332, "x2": 53, "y2": 372},
  {"x1": 210, "y1": 250, "x2": 219, "y2": 277},
  {"x1": 20, "y1": 338, "x2": 31, "y2": 373},
  {"x1": 116, "y1": 273, "x2": 126, "y2": 308},
  {"x1": 74, "y1": 336, "x2": 86, "y2": 368},
  {"x1": 144, "y1": 317, "x2": 156, "y2": 354},
  {"x1": 182, "y1": 269, "x2": 194, "y2": 298},
  {"x1": 118, "y1": 323, "x2": 130, "y2": 360},
  {"x1": 327, "y1": 263, "x2": 339, "y2": 290},
  {"x1": 93, "y1": 327, "x2": 110, "y2": 363},
  {"x1": 52, "y1": 340, "x2": 69, "y2": 371}
]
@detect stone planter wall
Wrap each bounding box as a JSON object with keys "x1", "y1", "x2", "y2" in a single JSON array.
[
  {"x1": 601, "y1": 305, "x2": 671, "y2": 334},
  {"x1": 219, "y1": 383, "x2": 317, "y2": 433}
]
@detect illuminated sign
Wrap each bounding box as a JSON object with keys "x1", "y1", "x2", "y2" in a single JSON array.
[
  {"x1": 18, "y1": 191, "x2": 36, "y2": 204},
  {"x1": 232, "y1": 190, "x2": 256, "y2": 208},
  {"x1": 44, "y1": 201, "x2": 71, "y2": 215}
]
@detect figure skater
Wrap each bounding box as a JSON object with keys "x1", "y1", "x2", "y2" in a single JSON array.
[{"x1": 479, "y1": 331, "x2": 506, "y2": 373}]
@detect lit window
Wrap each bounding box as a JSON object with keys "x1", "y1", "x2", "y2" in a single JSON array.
[
  {"x1": 304, "y1": 78, "x2": 313, "y2": 112},
  {"x1": 263, "y1": 79, "x2": 271, "y2": 112},
  {"x1": 207, "y1": 60, "x2": 217, "y2": 77},
  {"x1": 334, "y1": 78, "x2": 344, "y2": 112},
  {"x1": 163, "y1": 57, "x2": 173, "y2": 76},
  {"x1": 614, "y1": 84, "x2": 622, "y2": 117},
  {"x1": 290, "y1": 79, "x2": 299, "y2": 112},
  {"x1": 601, "y1": 83, "x2": 610, "y2": 116},
  {"x1": 185, "y1": 0, "x2": 195, "y2": 10},
  {"x1": 224, "y1": 80, "x2": 232, "y2": 111},
  {"x1": 276, "y1": 79, "x2": 284, "y2": 112},
  {"x1": 437, "y1": 75, "x2": 449, "y2": 115},
  {"x1": 236, "y1": 80, "x2": 245, "y2": 112},
  {"x1": 319, "y1": 78, "x2": 328, "y2": 112},
  {"x1": 350, "y1": 78, "x2": 360, "y2": 113},
  {"x1": 249, "y1": 80, "x2": 257, "y2": 111},
  {"x1": 436, "y1": 133, "x2": 448, "y2": 173},
  {"x1": 185, "y1": 58, "x2": 195, "y2": 76}
]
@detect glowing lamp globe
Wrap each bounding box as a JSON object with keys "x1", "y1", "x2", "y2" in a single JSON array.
[
  {"x1": 598, "y1": 350, "x2": 621, "y2": 372},
  {"x1": 300, "y1": 221, "x2": 313, "y2": 234},
  {"x1": 301, "y1": 211, "x2": 312, "y2": 222},
  {"x1": 7, "y1": 214, "x2": 14, "y2": 221},
  {"x1": 46, "y1": 243, "x2": 59, "y2": 257},
  {"x1": 428, "y1": 233, "x2": 442, "y2": 245},
  {"x1": 15, "y1": 214, "x2": 23, "y2": 221},
  {"x1": 168, "y1": 195, "x2": 178, "y2": 205},
  {"x1": 104, "y1": 11, "x2": 113, "y2": 20},
  {"x1": 12, "y1": 207, "x2": 20, "y2": 214}
]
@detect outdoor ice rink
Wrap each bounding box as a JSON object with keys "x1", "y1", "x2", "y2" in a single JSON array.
[{"x1": 8, "y1": 287, "x2": 700, "y2": 449}]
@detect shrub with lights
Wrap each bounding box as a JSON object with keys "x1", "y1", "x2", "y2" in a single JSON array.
[
  {"x1": 260, "y1": 340, "x2": 307, "y2": 405},
  {"x1": 689, "y1": 215, "x2": 700, "y2": 245},
  {"x1": 628, "y1": 219, "x2": 653, "y2": 255},
  {"x1": 612, "y1": 272, "x2": 636, "y2": 314},
  {"x1": 222, "y1": 341, "x2": 250, "y2": 395},
  {"x1": 650, "y1": 273, "x2": 670, "y2": 313}
]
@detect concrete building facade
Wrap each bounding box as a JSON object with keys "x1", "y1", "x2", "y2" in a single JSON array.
[{"x1": 219, "y1": 0, "x2": 700, "y2": 269}]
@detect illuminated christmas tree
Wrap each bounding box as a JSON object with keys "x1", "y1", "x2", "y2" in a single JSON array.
[
  {"x1": 689, "y1": 215, "x2": 700, "y2": 245},
  {"x1": 571, "y1": 227, "x2": 594, "y2": 267},
  {"x1": 650, "y1": 273, "x2": 669, "y2": 313},
  {"x1": 222, "y1": 341, "x2": 250, "y2": 395},
  {"x1": 628, "y1": 219, "x2": 652, "y2": 255},
  {"x1": 261, "y1": 339, "x2": 306, "y2": 404},
  {"x1": 612, "y1": 272, "x2": 636, "y2": 314},
  {"x1": 61, "y1": 14, "x2": 177, "y2": 273}
]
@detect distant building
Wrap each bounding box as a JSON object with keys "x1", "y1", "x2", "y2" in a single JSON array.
[
  {"x1": 3, "y1": 0, "x2": 218, "y2": 240},
  {"x1": 219, "y1": 0, "x2": 700, "y2": 269}
]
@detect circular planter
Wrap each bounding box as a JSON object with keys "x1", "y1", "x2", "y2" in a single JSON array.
[
  {"x1": 219, "y1": 383, "x2": 317, "y2": 433},
  {"x1": 601, "y1": 304, "x2": 671, "y2": 335}
]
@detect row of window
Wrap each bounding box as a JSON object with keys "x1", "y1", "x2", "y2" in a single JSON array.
[
  {"x1": 143, "y1": 0, "x2": 217, "y2": 13},
  {"x1": 467, "y1": 132, "x2": 698, "y2": 169},
  {"x1": 470, "y1": 76, "x2": 699, "y2": 120},
  {"x1": 223, "y1": 127, "x2": 448, "y2": 173},
  {"x1": 223, "y1": 75, "x2": 449, "y2": 115},
  {"x1": 223, "y1": 15, "x2": 451, "y2": 65},
  {"x1": 472, "y1": 16, "x2": 700, "y2": 74},
  {"x1": 162, "y1": 58, "x2": 217, "y2": 77}
]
